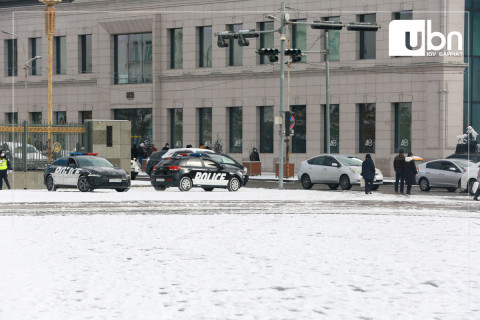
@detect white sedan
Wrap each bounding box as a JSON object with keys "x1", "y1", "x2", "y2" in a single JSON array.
[{"x1": 460, "y1": 162, "x2": 480, "y2": 194}]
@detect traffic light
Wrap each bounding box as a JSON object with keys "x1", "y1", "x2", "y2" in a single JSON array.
[
  {"x1": 216, "y1": 31, "x2": 237, "y2": 48},
  {"x1": 257, "y1": 48, "x2": 279, "y2": 62},
  {"x1": 237, "y1": 29, "x2": 260, "y2": 46},
  {"x1": 311, "y1": 21, "x2": 344, "y2": 30},
  {"x1": 284, "y1": 111, "x2": 295, "y2": 136},
  {"x1": 284, "y1": 48, "x2": 302, "y2": 63},
  {"x1": 346, "y1": 22, "x2": 380, "y2": 32}
]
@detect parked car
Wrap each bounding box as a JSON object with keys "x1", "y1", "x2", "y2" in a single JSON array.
[
  {"x1": 446, "y1": 153, "x2": 480, "y2": 163},
  {"x1": 131, "y1": 158, "x2": 141, "y2": 180},
  {"x1": 2, "y1": 142, "x2": 47, "y2": 161},
  {"x1": 460, "y1": 162, "x2": 480, "y2": 194},
  {"x1": 44, "y1": 153, "x2": 130, "y2": 192},
  {"x1": 146, "y1": 148, "x2": 216, "y2": 176},
  {"x1": 297, "y1": 154, "x2": 384, "y2": 190},
  {"x1": 145, "y1": 150, "x2": 167, "y2": 177},
  {"x1": 416, "y1": 159, "x2": 473, "y2": 192},
  {"x1": 150, "y1": 154, "x2": 247, "y2": 192},
  {"x1": 201, "y1": 153, "x2": 249, "y2": 185}
]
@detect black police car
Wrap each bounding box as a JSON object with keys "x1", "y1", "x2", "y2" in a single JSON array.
[
  {"x1": 150, "y1": 154, "x2": 247, "y2": 192},
  {"x1": 44, "y1": 153, "x2": 131, "y2": 192}
]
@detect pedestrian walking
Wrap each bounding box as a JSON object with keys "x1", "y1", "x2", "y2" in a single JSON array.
[
  {"x1": 249, "y1": 147, "x2": 260, "y2": 161},
  {"x1": 361, "y1": 154, "x2": 376, "y2": 194},
  {"x1": 473, "y1": 169, "x2": 480, "y2": 201},
  {"x1": 161, "y1": 143, "x2": 169, "y2": 151},
  {"x1": 404, "y1": 152, "x2": 417, "y2": 195},
  {"x1": 393, "y1": 148, "x2": 406, "y2": 194},
  {"x1": 0, "y1": 150, "x2": 12, "y2": 190},
  {"x1": 138, "y1": 143, "x2": 147, "y2": 170},
  {"x1": 131, "y1": 144, "x2": 138, "y2": 160}
]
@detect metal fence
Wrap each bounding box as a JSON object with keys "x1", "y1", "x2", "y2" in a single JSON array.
[{"x1": 0, "y1": 122, "x2": 88, "y2": 171}]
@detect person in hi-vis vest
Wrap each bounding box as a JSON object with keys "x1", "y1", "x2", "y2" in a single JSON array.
[{"x1": 0, "y1": 150, "x2": 12, "y2": 190}]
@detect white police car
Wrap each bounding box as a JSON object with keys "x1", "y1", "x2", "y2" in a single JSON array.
[{"x1": 44, "y1": 153, "x2": 131, "y2": 192}]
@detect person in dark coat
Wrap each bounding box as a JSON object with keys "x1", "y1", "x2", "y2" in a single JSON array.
[
  {"x1": 393, "y1": 148, "x2": 405, "y2": 194},
  {"x1": 249, "y1": 148, "x2": 260, "y2": 161},
  {"x1": 161, "y1": 143, "x2": 169, "y2": 151},
  {"x1": 361, "y1": 154, "x2": 376, "y2": 194},
  {"x1": 403, "y1": 152, "x2": 417, "y2": 195},
  {"x1": 473, "y1": 169, "x2": 480, "y2": 201},
  {"x1": 131, "y1": 144, "x2": 139, "y2": 160}
]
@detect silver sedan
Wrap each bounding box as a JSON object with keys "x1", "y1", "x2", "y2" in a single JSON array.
[
  {"x1": 297, "y1": 154, "x2": 384, "y2": 190},
  {"x1": 416, "y1": 159, "x2": 472, "y2": 192}
]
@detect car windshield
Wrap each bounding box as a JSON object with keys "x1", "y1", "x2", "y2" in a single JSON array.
[
  {"x1": 207, "y1": 154, "x2": 238, "y2": 165},
  {"x1": 452, "y1": 160, "x2": 474, "y2": 169},
  {"x1": 77, "y1": 156, "x2": 114, "y2": 167},
  {"x1": 337, "y1": 156, "x2": 363, "y2": 166}
]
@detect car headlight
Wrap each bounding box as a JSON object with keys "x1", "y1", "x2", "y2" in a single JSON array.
[{"x1": 349, "y1": 167, "x2": 361, "y2": 175}]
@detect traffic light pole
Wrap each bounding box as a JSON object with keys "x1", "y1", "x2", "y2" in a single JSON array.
[
  {"x1": 324, "y1": 30, "x2": 330, "y2": 154},
  {"x1": 278, "y1": 1, "x2": 286, "y2": 190}
]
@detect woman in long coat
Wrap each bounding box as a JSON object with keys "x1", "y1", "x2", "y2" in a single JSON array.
[
  {"x1": 403, "y1": 152, "x2": 417, "y2": 195},
  {"x1": 361, "y1": 154, "x2": 376, "y2": 194}
]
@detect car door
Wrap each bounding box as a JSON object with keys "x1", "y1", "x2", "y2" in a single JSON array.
[
  {"x1": 188, "y1": 157, "x2": 209, "y2": 186},
  {"x1": 50, "y1": 158, "x2": 68, "y2": 185},
  {"x1": 440, "y1": 161, "x2": 461, "y2": 187},
  {"x1": 425, "y1": 161, "x2": 442, "y2": 186},
  {"x1": 63, "y1": 157, "x2": 80, "y2": 186},
  {"x1": 201, "y1": 159, "x2": 229, "y2": 187},
  {"x1": 323, "y1": 156, "x2": 341, "y2": 183},
  {"x1": 306, "y1": 156, "x2": 326, "y2": 183}
]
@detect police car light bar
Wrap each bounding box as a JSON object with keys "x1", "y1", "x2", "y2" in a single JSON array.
[
  {"x1": 69, "y1": 152, "x2": 98, "y2": 156},
  {"x1": 190, "y1": 153, "x2": 205, "y2": 157}
]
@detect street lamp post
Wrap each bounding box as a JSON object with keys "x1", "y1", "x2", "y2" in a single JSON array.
[{"x1": 38, "y1": 0, "x2": 62, "y2": 162}]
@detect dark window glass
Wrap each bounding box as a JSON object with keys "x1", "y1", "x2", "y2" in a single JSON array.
[
  {"x1": 80, "y1": 111, "x2": 92, "y2": 124},
  {"x1": 114, "y1": 33, "x2": 152, "y2": 84},
  {"x1": 170, "y1": 108, "x2": 183, "y2": 148},
  {"x1": 309, "y1": 156, "x2": 325, "y2": 165},
  {"x1": 187, "y1": 158, "x2": 202, "y2": 167},
  {"x1": 291, "y1": 105, "x2": 306, "y2": 153},
  {"x1": 259, "y1": 22, "x2": 274, "y2": 64},
  {"x1": 55, "y1": 111, "x2": 66, "y2": 125},
  {"x1": 228, "y1": 24, "x2": 243, "y2": 66},
  {"x1": 323, "y1": 104, "x2": 340, "y2": 153},
  {"x1": 80, "y1": 34, "x2": 92, "y2": 73},
  {"x1": 203, "y1": 159, "x2": 218, "y2": 168},
  {"x1": 55, "y1": 36, "x2": 66, "y2": 74},
  {"x1": 199, "y1": 108, "x2": 212, "y2": 148},
  {"x1": 199, "y1": 26, "x2": 212, "y2": 68},
  {"x1": 292, "y1": 20, "x2": 307, "y2": 62},
  {"x1": 394, "y1": 102, "x2": 412, "y2": 153},
  {"x1": 324, "y1": 17, "x2": 340, "y2": 61},
  {"x1": 106, "y1": 126, "x2": 113, "y2": 147},
  {"x1": 114, "y1": 108, "x2": 153, "y2": 145},
  {"x1": 170, "y1": 28, "x2": 183, "y2": 69},
  {"x1": 259, "y1": 106, "x2": 274, "y2": 153},
  {"x1": 6, "y1": 112, "x2": 18, "y2": 124},
  {"x1": 31, "y1": 37, "x2": 42, "y2": 75},
  {"x1": 359, "y1": 103, "x2": 376, "y2": 153},
  {"x1": 6, "y1": 39, "x2": 18, "y2": 76},
  {"x1": 54, "y1": 158, "x2": 67, "y2": 166},
  {"x1": 229, "y1": 107, "x2": 242, "y2": 153},
  {"x1": 30, "y1": 112, "x2": 42, "y2": 124},
  {"x1": 359, "y1": 14, "x2": 376, "y2": 59},
  {"x1": 426, "y1": 161, "x2": 442, "y2": 170}
]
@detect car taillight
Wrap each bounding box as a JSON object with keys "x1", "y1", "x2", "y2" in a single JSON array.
[
  {"x1": 153, "y1": 166, "x2": 157, "y2": 171},
  {"x1": 417, "y1": 168, "x2": 419, "y2": 172},
  {"x1": 169, "y1": 166, "x2": 181, "y2": 171}
]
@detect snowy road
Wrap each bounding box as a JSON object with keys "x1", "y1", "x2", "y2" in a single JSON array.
[{"x1": 1, "y1": 187, "x2": 480, "y2": 319}]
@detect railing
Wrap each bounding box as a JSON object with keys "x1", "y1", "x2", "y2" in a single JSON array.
[{"x1": 0, "y1": 122, "x2": 87, "y2": 171}]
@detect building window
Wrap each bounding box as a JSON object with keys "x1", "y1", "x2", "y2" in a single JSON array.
[
  {"x1": 292, "y1": 20, "x2": 307, "y2": 62},
  {"x1": 323, "y1": 17, "x2": 340, "y2": 61},
  {"x1": 30, "y1": 38, "x2": 42, "y2": 76},
  {"x1": 55, "y1": 36, "x2": 66, "y2": 74},
  {"x1": 114, "y1": 108, "x2": 152, "y2": 145},
  {"x1": 359, "y1": 103, "x2": 376, "y2": 153},
  {"x1": 170, "y1": 28, "x2": 183, "y2": 69},
  {"x1": 114, "y1": 33, "x2": 152, "y2": 84},
  {"x1": 359, "y1": 14, "x2": 376, "y2": 59},
  {"x1": 259, "y1": 22, "x2": 274, "y2": 64},
  {"x1": 228, "y1": 24, "x2": 243, "y2": 66},
  {"x1": 6, "y1": 112, "x2": 18, "y2": 124},
  {"x1": 394, "y1": 102, "x2": 412, "y2": 153},
  {"x1": 291, "y1": 105, "x2": 306, "y2": 153},
  {"x1": 199, "y1": 108, "x2": 212, "y2": 148},
  {"x1": 259, "y1": 106, "x2": 274, "y2": 153},
  {"x1": 464, "y1": 3, "x2": 480, "y2": 129},
  {"x1": 229, "y1": 107, "x2": 242, "y2": 153},
  {"x1": 106, "y1": 126, "x2": 113, "y2": 147},
  {"x1": 323, "y1": 104, "x2": 340, "y2": 153},
  {"x1": 170, "y1": 108, "x2": 183, "y2": 148},
  {"x1": 6, "y1": 39, "x2": 18, "y2": 76},
  {"x1": 30, "y1": 112, "x2": 42, "y2": 124},
  {"x1": 79, "y1": 34, "x2": 92, "y2": 73},
  {"x1": 55, "y1": 111, "x2": 66, "y2": 125},
  {"x1": 79, "y1": 111, "x2": 92, "y2": 124},
  {"x1": 199, "y1": 26, "x2": 212, "y2": 68}
]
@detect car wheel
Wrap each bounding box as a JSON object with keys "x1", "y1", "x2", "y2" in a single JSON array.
[
  {"x1": 178, "y1": 176, "x2": 193, "y2": 192},
  {"x1": 77, "y1": 176, "x2": 91, "y2": 192},
  {"x1": 228, "y1": 177, "x2": 241, "y2": 192},
  {"x1": 203, "y1": 187, "x2": 214, "y2": 192},
  {"x1": 46, "y1": 175, "x2": 56, "y2": 191},
  {"x1": 328, "y1": 184, "x2": 339, "y2": 190},
  {"x1": 115, "y1": 188, "x2": 130, "y2": 192},
  {"x1": 370, "y1": 185, "x2": 379, "y2": 191},
  {"x1": 301, "y1": 174, "x2": 313, "y2": 189},
  {"x1": 339, "y1": 175, "x2": 352, "y2": 190},
  {"x1": 468, "y1": 178, "x2": 477, "y2": 195},
  {"x1": 419, "y1": 178, "x2": 430, "y2": 192},
  {"x1": 131, "y1": 172, "x2": 138, "y2": 180},
  {"x1": 154, "y1": 185, "x2": 166, "y2": 191}
]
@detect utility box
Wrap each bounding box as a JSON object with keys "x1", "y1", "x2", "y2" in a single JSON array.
[{"x1": 243, "y1": 161, "x2": 261, "y2": 176}]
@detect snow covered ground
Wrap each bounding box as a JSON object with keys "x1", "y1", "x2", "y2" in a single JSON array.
[{"x1": 1, "y1": 187, "x2": 479, "y2": 319}]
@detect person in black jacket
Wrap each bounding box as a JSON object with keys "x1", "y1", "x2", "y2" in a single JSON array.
[
  {"x1": 361, "y1": 154, "x2": 376, "y2": 194},
  {"x1": 249, "y1": 148, "x2": 260, "y2": 161},
  {"x1": 403, "y1": 152, "x2": 417, "y2": 195},
  {"x1": 393, "y1": 148, "x2": 405, "y2": 194}
]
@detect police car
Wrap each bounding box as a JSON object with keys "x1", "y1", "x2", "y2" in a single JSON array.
[
  {"x1": 44, "y1": 153, "x2": 131, "y2": 192},
  {"x1": 150, "y1": 154, "x2": 247, "y2": 192}
]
